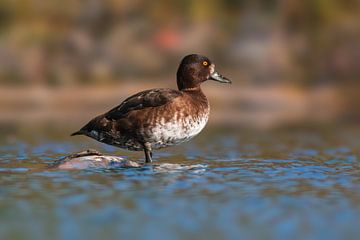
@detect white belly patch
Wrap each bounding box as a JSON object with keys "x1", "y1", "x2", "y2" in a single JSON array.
[{"x1": 147, "y1": 112, "x2": 209, "y2": 149}]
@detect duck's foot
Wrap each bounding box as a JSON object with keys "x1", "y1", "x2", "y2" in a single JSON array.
[{"x1": 143, "y1": 143, "x2": 153, "y2": 163}]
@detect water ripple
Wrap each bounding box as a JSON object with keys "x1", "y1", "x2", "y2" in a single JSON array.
[{"x1": 1, "y1": 128, "x2": 360, "y2": 239}]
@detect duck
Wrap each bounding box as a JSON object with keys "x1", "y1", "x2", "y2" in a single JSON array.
[{"x1": 71, "y1": 54, "x2": 231, "y2": 163}]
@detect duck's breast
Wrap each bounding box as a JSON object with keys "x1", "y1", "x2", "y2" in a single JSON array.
[{"x1": 144, "y1": 99, "x2": 210, "y2": 149}]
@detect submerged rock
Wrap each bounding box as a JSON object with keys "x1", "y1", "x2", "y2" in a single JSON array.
[
  {"x1": 152, "y1": 163, "x2": 206, "y2": 173},
  {"x1": 51, "y1": 149, "x2": 207, "y2": 172},
  {"x1": 51, "y1": 149, "x2": 141, "y2": 170}
]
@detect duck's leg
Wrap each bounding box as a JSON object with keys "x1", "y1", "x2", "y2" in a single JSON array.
[{"x1": 143, "y1": 143, "x2": 153, "y2": 163}]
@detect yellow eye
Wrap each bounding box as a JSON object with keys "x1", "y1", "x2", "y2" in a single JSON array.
[{"x1": 202, "y1": 61, "x2": 208, "y2": 66}]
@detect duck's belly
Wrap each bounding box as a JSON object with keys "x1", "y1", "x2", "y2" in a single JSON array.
[{"x1": 145, "y1": 114, "x2": 209, "y2": 149}]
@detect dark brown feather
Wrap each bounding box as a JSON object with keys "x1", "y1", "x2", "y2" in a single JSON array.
[{"x1": 105, "y1": 88, "x2": 182, "y2": 120}]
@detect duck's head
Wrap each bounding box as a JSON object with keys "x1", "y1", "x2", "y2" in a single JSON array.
[{"x1": 176, "y1": 54, "x2": 231, "y2": 91}]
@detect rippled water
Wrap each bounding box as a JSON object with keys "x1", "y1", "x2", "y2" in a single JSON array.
[{"x1": 1, "y1": 127, "x2": 360, "y2": 240}]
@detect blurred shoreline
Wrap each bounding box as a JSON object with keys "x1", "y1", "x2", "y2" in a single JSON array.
[{"x1": 0, "y1": 82, "x2": 341, "y2": 129}]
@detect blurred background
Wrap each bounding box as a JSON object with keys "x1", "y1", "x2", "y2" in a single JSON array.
[
  {"x1": 0, "y1": 0, "x2": 359, "y2": 134},
  {"x1": 1, "y1": 2, "x2": 360, "y2": 240}
]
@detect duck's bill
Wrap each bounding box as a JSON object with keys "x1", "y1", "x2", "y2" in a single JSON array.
[{"x1": 209, "y1": 71, "x2": 232, "y2": 84}]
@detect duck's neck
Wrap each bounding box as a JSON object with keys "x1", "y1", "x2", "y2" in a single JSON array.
[
  {"x1": 181, "y1": 86, "x2": 201, "y2": 92},
  {"x1": 181, "y1": 86, "x2": 209, "y2": 108}
]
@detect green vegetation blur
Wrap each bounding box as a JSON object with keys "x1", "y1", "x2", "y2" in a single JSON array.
[{"x1": 0, "y1": 0, "x2": 359, "y2": 129}]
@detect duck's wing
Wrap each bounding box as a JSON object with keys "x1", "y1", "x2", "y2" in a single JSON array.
[
  {"x1": 105, "y1": 88, "x2": 182, "y2": 120},
  {"x1": 71, "y1": 88, "x2": 182, "y2": 137}
]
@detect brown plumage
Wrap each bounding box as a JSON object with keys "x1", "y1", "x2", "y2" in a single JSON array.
[{"x1": 71, "y1": 54, "x2": 231, "y2": 163}]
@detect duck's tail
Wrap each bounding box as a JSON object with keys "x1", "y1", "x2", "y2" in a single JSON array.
[
  {"x1": 70, "y1": 130, "x2": 84, "y2": 136},
  {"x1": 70, "y1": 114, "x2": 110, "y2": 138}
]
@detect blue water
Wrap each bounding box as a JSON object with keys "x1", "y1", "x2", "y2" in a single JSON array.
[{"x1": 0, "y1": 127, "x2": 360, "y2": 240}]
